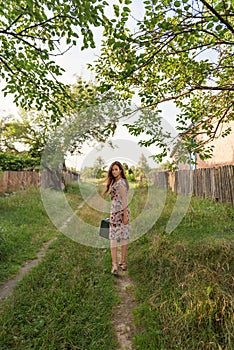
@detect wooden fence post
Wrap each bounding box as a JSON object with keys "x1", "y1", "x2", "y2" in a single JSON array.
[{"x1": 153, "y1": 165, "x2": 234, "y2": 207}]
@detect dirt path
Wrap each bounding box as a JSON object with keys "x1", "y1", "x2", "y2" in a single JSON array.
[
  {"x1": 0, "y1": 195, "x2": 138, "y2": 349},
  {"x1": 0, "y1": 237, "x2": 57, "y2": 301},
  {"x1": 112, "y1": 264, "x2": 138, "y2": 350},
  {"x1": 0, "y1": 196, "x2": 91, "y2": 301},
  {"x1": 84, "y1": 194, "x2": 138, "y2": 349}
]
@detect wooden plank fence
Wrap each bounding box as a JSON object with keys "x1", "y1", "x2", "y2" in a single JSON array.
[
  {"x1": 63, "y1": 171, "x2": 80, "y2": 184},
  {"x1": 154, "y1": 165, "x2": 234, "y2": 206},
  {"x1": 0, "y1": 170, "x2": 80, "y2": 193},
  {"x1": 0, "y1": 170, "x2": 40, "y2": 193}
]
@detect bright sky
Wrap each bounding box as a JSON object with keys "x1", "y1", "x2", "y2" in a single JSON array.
[{"x1": 0, "y1": 1, "x2": 178, "y2": 170}]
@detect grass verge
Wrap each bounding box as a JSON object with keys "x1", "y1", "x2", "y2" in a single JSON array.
[
  {"x1": 0, "y1": 235, "x2": 118, "y2": 349},
  {"x1": 0, "y1": 183, "x2": 119, "y2": 349},
  {"x1": 1, "y1": 182, "x2": 233, "y2": 349},
  {"x1": 0, "y1": 188, "x2": 59, "y2": 285},
  {"x1": 127, "y1": 190, "x2": 234, "y2": 350}
]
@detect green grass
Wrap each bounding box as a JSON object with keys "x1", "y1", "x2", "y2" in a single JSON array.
[
  {"x1": 0, "y1": 182, "x2": 100, "y2": 284},
  {"x1": 0, "y1": 188, "x2": 58, "y2": 285},
  {"x1": 0, "y1": 184, "x2": 119, "y2": 349},
  {"x1": 0, "y1": 235, "x2": 118, "y2": 350},
  {"x1": 127, "y1": 190, "x2": 234, "y2": 350},
  {"x1": 0, "y1": 183, "x2": 233, "y2": 350},
  {"x1": 64, "y1": 182, "x2": 84, "y2": 210}
]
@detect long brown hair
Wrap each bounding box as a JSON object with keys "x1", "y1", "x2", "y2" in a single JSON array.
[{"x1": 104, "y1": 161, "x2": 129, "y2": 194}]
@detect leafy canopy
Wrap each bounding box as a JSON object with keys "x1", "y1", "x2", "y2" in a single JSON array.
[
  {"x1": 1, "y1": 78, "x2": 128, "y2": 170},
  {"x1": 0, "y1": 0, "x2": 110, "y2": 119},
  {"x1": 93, "y1": 0, "x2": 234, "y2": 162}
]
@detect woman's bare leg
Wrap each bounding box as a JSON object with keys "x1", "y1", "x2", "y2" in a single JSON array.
[
  {"x1": 110, "y1": 239, "x2": 118, "y2": 272},
  {"x1": 120, "y1": 239, "x2": 128, "y2": 266}
]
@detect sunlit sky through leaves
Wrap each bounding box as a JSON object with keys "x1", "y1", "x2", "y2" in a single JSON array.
[{"x1": 0, "y1": 1, "x2": 179, "y2": 170}]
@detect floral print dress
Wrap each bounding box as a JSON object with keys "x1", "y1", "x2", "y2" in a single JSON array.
[{"x1": 109, "y1": 178, "x2": 130, "y2": 241}]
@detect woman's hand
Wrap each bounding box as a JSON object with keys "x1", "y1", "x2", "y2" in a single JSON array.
[{"x1": 123, "y1": 215, "x2": 129, "y2": 225}]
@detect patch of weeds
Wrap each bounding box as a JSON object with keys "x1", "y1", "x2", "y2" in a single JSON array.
[
  {"x1": 128, "y1": 190, "x2": 234, "y2": 350},
  {"x1": 0, "y1": 236, "x2": 118, "y2": 350},
  {"x1": 0, "y1": 188, "x2": 60, "y2": 285}
]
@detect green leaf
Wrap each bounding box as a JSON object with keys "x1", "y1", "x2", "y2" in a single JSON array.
[
  {"x1": 123, "y1": 6, "x2": 131, "y2": 12},
  {"x1": 206, "y1": 22, "x2": 213, "y2": 29},
  {"x1": 215, "y1": 24, "x2": 223, "y2": 31},
  {"x1": 113, "y1": 4, "x2": 120, "y2": 17},
  {"x1": 174, "y1": 1, "x2": 181, "y2": 7}
]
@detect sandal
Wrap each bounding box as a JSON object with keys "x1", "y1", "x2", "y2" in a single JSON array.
[
  {"x1": 119, "y1": 262, "x2": 127, "y2": 271},
  {"x1": 111, "y1": 264, "x2": 118, "y2": 275}
]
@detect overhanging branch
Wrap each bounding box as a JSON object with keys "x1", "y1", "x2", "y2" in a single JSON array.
[{"x1": 200, "y1": 0, "x2": 234, "y2": 35}]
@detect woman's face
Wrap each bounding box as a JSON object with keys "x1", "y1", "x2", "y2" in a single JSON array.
[{"x1": 111, "y1": 164, "x2": 122, "y2": 179}]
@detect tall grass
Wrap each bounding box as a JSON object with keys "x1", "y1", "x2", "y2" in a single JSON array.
[
  {"x1": 127, "y1": 190, "x2": 234, "y2": 350},
  {"x1": 0, "y1": 235, "x2": 118, "y2": 350},
  {"x1": 1, "y1": 183, "x2": 233, "y2": 349},
  {"x1": 0, "y1": 188, "x2": 58, "y2": 285},
  {"x1": 0, "y1": 184, "x2": 119, "y2": 349}
]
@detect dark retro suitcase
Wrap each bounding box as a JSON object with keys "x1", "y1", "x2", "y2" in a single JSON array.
[{"x1": 99, "y1": 218, "x2": 110, "y2": 239}]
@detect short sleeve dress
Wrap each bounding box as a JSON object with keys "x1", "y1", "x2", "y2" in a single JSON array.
[{"x1": 109, "y1": 178, "x2": 130, "y2": 241}]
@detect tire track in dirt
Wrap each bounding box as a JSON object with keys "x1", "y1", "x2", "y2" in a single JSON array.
[
  {"x1": 0, "y1": 194, "x2": 96, "y2": 301},
  {"x1": 1, "y1": 193, "x2": 138, "y2": 350},
  {"x1": 0, "y1": 237, "x2": 57, "y2": 301},
  {"x1": 112, "y1": 263, "x2": 138, "y2": 350}
]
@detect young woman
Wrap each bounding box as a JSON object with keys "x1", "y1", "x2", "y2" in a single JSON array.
[{"x1": 104, "y1": 161, "x2": 130, "y2": 275}]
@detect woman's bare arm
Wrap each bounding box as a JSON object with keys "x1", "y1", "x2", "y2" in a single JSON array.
[{"x1": 119, "y1": 184, "x2": 128, "y2": 225}]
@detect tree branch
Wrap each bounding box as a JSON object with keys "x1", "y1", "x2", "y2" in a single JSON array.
[
  {"x1": 17, "y1": 14, "x2": 74, "y2": 35},
  {"x1": 195, "y1": 85, "x2": 234, "y2": 91},
  {"x1": 4, "y1": 30, "x2": 44, "y2": 53},
  {"x1": 211, "y1": 103, "x2": 233, "y2": 140},
  {"x1": 200, "y1": 0, "x2": 234, "y2": 35},
  {"x1": 5, "y1": 13, "x2": 24, "y2": 31},
  {"x1": 0, "y1": 55, "x2": 14, "y2": 74}
]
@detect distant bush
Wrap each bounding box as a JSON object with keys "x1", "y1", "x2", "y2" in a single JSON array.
[
  {"x1": 0, "y1": 152, "x2": 40, "y2": 171},
  {"x1": 127, "y1": 173, "x2": 136, "y2": 182}
]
